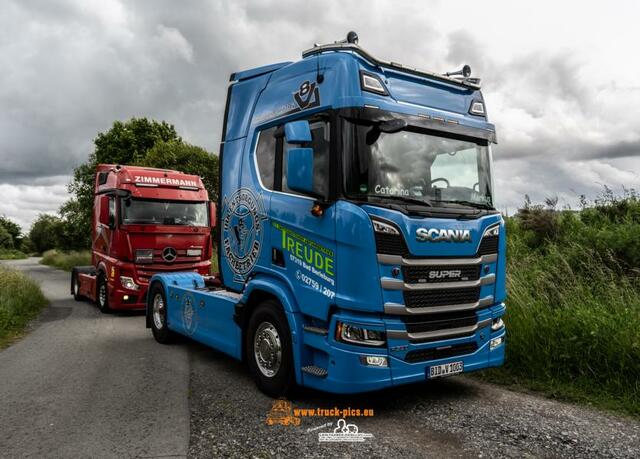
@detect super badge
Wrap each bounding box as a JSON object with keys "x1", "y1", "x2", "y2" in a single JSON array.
[{"x1": 221, "y1": 188, "x2": 267, "y2": 282}]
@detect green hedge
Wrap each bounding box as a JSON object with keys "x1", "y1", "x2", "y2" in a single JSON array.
[
  {"x1": 40, "y1": 249, "x2": 91, "y2": 272},
  {"x1": 0, "y1": 266, "x2": 47, "y2": 347}
]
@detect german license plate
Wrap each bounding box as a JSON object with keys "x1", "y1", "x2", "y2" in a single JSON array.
[{"x1": 428, "y1": 361, "x2": 464, "y2": 378}]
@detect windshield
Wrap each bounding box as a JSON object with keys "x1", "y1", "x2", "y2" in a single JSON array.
[
  {"x1": 120, "y1": 198, "x2": 208, "y2": 226},
  {"x1": 343, "y1": 120, "x2": 494, "y2": 208}
]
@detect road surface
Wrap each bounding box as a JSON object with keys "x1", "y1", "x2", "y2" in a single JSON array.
[{"x1": 1, "y1": 258, "x2": 639, "y2": 458}]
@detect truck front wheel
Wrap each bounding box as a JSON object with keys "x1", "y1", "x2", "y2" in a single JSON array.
[
  {"x1": 149, "y1": 283, "x2": 176, "y2": 344},
  {"x1": 71, "y1": 270, "x2": 83, "y2": 301},
  {"x1": 96, "y1": 274, "x2": 111, "y2": 313},
  {"x1": 246, "y1": 301, "x2": 295, "y2": 397}
]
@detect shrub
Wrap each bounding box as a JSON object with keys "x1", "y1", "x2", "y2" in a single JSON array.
[
  {"x1": 40, "y1": 250, "x2": 91, "y2": 271},
  {"x1": 0, "y1": 266, "x2": 47, "y2": 346}
]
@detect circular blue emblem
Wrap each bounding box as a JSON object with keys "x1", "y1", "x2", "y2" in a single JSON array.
[
  {"x1": 181, "y1": 293, "x2": 197, "y2": 335},
  {"x1": 222, "y1": 188, "x2": 266, "y2": 280}
]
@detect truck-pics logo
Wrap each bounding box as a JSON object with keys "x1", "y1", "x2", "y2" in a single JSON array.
[
  {"x1": 416, "y1": 227, "x2": 472, "y2": 242},
  {"x1": 265, "y1": 398, "x2": 301, "y2": 426},
  {"x1": 222, "y1": 188, "x2": 267, "y2": 281}
]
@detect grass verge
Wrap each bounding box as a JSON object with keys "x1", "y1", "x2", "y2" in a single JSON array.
[
  {"x1": 0, "y1": 266, "x2": 48, "y2": 348},
  {"x1": 40, "y1": 249, "x2": 91, "y2": 271},
  {"x1": 476, "y1": 213, "x2": 640, "y2": 419}
]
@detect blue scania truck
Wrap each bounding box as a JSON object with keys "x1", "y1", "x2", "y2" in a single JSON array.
[{"x1": 146, "y1": 32, "x2": 506, "y2": 396}]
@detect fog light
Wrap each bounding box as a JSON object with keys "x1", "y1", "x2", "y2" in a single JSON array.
[
  {"x1": 490, "y1": 336, "x2": 504, "y2": 350},
  {"x1": 491, "y1": 318, "x2": 504, "y2": 331},
  {"x1": 120, "y1": 276, "x2": 139, "y2": 291},
  {"x1": 123, "y1": 295, "x2": 129, "y2": 301},
  {"x1": 360, "y1": 355, "x2": 388, "y2": 367}
]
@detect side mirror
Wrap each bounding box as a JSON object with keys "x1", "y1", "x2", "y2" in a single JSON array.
[
  {"x1": 108, "y1": 214, "x2": 116, "y2": 229},
  {"x1": 284, "y1": 120, "x2": 312, "y2": 144},
  {"x1": 98, "y1": 195, "x2": 110, "y2": 226},
  {"x1": 286, "y1": 147, "x2": 314, "y2": 195},
  {"x1": 209, "y1": 201, "x2": 217, "y2": 229}
]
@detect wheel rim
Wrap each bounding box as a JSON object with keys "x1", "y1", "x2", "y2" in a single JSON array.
[
  {"x1": 98, "y1": 282, "x2": 106, "y2": 307},
  {"x1": 152, "y1": 293, "x2": 165, "y2": 330},
  {"x1": 73, "y1": 277, "x2": 79, "y2": 295},
  {"x1": 254, "y1": 321, "x2": 282, "y2": 378}
]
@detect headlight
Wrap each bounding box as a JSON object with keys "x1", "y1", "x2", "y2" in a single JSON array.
[
  {"x1": 483, "y1": 225, "x2": 500, "y2": 237},
  {"x1": 491, "y1": 318, "x2": 504, "y2": 331},
  {"x1": 336, "y1": 321, "x2": 386, "y2": 347},
  {"x1": 186, "y1": 248, "x2": 202, "y2": 257},
  {"x1": 120, "y1": 276, "x2": 139, "y2": 291},
  {"x1": 135, "y1": 249, "x2": 153, "y2": 264}
]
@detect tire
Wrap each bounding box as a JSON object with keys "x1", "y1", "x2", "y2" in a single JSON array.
[
  {"x1": 96, "y1": 274, "x2": 111, "y2": 313},
  {"x1": 246, "y1": 300, "x2": 295, "y2": 397},
  {"x1": 71, "y1": 270, "x2": 83, "y2": 301},
  {"x1": 149, "y1": 282, "x2": 175, "y2": 344}
]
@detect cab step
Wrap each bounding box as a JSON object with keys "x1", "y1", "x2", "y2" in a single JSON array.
[{"x1": 301, "y1": 365, "x2": 328, "y2": 378}]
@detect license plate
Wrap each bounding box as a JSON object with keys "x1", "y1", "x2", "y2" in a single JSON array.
[{"x1": 428, "y1": 361, "x2": 464, "y2": 379}]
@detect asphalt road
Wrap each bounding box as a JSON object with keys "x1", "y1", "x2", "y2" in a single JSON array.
[
  {"x1": 2, "y1": 258, "x2": 640, "y2": 458},
  {"x1": 0, "y1": 258, "x2": 190, "y2": 458}
]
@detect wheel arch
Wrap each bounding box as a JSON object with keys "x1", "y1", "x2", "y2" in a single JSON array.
[{"x1": 239, "y1": 276, "x2": 304, "y2": 384}]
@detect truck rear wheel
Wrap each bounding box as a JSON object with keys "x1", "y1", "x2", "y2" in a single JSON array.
[
  {"x1": 96, "y1": 274, "x2": 111, "y2": 313},
  {"x1": 149, "y1": 283, "x2": 175, "y2": 344},
  {"x1": 246, "y1": 300, "x2": 295, "y2": 397}
]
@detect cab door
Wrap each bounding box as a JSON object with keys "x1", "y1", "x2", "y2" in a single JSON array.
[{"x1": 260, "y1": 118, "x2": 337, "y2": 319}]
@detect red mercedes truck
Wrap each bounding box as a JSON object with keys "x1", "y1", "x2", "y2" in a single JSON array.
[{"x1": 71, "y1": 164, "x2": 214, "y2": 312}]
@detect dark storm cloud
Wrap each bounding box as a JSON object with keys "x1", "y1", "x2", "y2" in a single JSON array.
[{"x1": 1, "y1": 0, "x2": 639, "y2": 230}]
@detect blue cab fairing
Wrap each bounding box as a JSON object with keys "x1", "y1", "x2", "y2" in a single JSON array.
[{"x1": 148, "y1": 38, "x2": 506, "y2": 393}]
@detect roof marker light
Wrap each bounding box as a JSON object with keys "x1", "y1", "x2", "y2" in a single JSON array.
[{"x1": 360, "y1": 71, "x2": 388, "y2": 95}]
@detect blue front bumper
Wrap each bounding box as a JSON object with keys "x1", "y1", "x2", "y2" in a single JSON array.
[{"x1": 299, "y1": 305, "x2": 506, "y2": 394}]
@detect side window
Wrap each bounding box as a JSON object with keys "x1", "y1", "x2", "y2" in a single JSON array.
[
  {"x1": 283, "y1": 121, "x2": 330, "y2": 198},
  {"x1": 255, "y1": 127, "x2": 277, "y2": 190},
  {"x1": 108, "y1": 197, "x2": 116, "y2": 222}
]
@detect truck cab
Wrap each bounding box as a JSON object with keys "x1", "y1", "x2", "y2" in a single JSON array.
[
  {"x1": 147, "y1": 33, "x2": 506, "y2": 396},
  {"x1": 72, "y1": 164, "x2": 213, "y2": 312}
]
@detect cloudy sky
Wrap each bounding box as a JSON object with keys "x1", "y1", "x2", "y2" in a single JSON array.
[{"x1": 1, "y1": 0, "x2": 639, "y2": 231}]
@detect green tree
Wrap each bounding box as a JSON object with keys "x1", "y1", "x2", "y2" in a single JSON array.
[
  {"x1": 142, "y1": 140, "x2": 219, "y2": 199},
  {"x1": 29, "y1": 214, "x2": 65, "y2": 253},
  {"x1": 0, "y1": 225, "x2": 13, "y2": 249},
  {"x1": 62, "y1": 118, "x2": 185, "y2": 248},
  {"x1": 0, "y1": 216, "x2": 22, "y2": 248}
]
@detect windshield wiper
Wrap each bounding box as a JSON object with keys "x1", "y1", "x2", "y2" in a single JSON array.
[
  {"x1": 434, "y1": 200, "x2": 494, "y2": 210},
  {"x1": 369, "y1": 195, "x2": 433, "y2": 207}
]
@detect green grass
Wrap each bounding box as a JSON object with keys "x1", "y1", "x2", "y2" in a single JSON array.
[
  {"x1": 0, "y1": 249, "x2": 28, "y2": 260},
  {"x1": 477, "y1": 197, "x2": 640, "y2": 418},
  {"x1": 0, "y1": 266, "x2": 48, "y2": 348},
  {"x1": 40, "y1": 249, "x2": 91, "y2": 271}
]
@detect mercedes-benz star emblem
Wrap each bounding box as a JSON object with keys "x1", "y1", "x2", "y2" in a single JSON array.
[{"x1": 162, "y1": 247, "x2": 177, "y2": 262}]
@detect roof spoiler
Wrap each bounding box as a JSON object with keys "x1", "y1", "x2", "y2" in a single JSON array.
[{"x1": 302, "y1": 32, "x2": 482, "y2": 90}]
